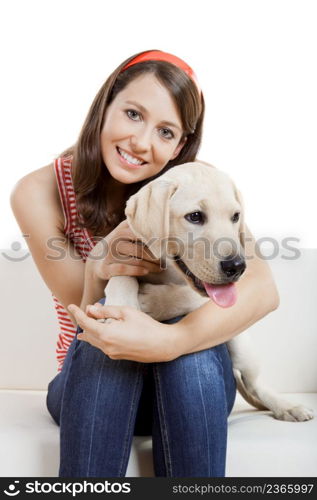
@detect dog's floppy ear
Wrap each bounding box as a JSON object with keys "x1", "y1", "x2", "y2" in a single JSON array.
[
  {"x1": 125, "y1": 180, "x2": 178, "y2": 259},
  {"x1": 234, "y1": 186, "x2": 245, "y2": 249}
]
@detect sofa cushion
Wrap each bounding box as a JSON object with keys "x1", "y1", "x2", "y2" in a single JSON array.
[{"x1": 0, "y1": 390, "x2": 316, "y2": 477}]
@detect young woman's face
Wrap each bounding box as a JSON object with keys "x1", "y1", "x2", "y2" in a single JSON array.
[{"x1": 100, "y1": 73, "x2": 186, "y2": 184}]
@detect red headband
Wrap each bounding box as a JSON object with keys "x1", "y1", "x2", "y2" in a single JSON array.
[{"x1": 121, "y1": 50, "x2": 201, "y2": 94}]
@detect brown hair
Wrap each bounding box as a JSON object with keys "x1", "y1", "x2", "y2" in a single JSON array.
[{"x1": 59, "y1": 50, "x2": 205, "y2": 237}]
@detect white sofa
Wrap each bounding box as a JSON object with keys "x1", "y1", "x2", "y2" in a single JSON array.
[{"x1": 1, "y1": 247, "x2": 316, "y2": 477}]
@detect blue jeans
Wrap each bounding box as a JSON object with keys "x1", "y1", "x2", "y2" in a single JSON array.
[{"x1": 46, "y1": 298, "x2": 236, "y2": 477}]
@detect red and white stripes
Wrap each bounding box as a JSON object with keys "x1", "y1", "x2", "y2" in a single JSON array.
[{"x1": 53, "y1": 156, "x2": 96, "y2": 372}]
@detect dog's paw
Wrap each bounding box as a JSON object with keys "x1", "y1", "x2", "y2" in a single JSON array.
[{"x1": 273, "y1": 405, "x2": 314, "y2": 422}]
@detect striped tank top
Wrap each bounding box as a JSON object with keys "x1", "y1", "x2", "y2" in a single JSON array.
[{"x1": 53, "y1": 155, "x2": 96, "y2": 371}]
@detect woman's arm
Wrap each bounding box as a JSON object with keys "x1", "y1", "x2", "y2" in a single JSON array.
[
  {"x1": 80, "y1": 257, "x2": 108, "y2": 312},
  {"x1": 10, "y1": 166, "x2": 107, "y2": 326},
  {"x1": 10, "y1": 167, "x2": 161, "y2": 329},
  {"x1": 68, "y1": 225, "x2": 279, "y2": 362}
]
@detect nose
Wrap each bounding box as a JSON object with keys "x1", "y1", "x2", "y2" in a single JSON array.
[
  {"x1": 131, "y1": 127, "x2": 152, "y2": 153},
  {"x1": 220, "y1": 255, "x2": 246, "y2": 280}
]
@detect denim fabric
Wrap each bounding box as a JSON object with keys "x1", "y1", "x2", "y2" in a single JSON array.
[{"x1": 46, "y1": 298, "x2": 236, "y2": 477}]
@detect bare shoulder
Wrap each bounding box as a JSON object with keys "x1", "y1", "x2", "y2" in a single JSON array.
[
  {"x1": 11, "y1": 162, "x2": 56, "y2": 196},
  {"x1": 10, "y1": 162, "x2": 64, "y2": 231}
]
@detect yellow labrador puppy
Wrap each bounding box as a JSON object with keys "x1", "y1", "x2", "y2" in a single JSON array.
[{"x1": 104, "y1": 161, "x2": 313, "y2": 422}]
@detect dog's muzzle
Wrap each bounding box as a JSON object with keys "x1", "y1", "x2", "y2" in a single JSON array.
[{"x1": 220, "y1": 256, "x2": 246, "y2": 280}]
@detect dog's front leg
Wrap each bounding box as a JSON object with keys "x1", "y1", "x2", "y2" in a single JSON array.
[
  {"x1": 98, "y1": 276, "x2": 140, "y2": 324},
  {"x1": 138, "y1": 282, "x2": 208, "y2": 321},
  {"x1": 104, "y1": 276, "x2": 140, "y2": 309}
]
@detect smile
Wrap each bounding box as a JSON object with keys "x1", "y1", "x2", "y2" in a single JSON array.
[{"x1": 117, "y1": 147, "x2": 147, "y2": 166}]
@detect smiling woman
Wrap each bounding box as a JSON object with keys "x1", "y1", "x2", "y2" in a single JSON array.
[
  {"x1": 67, "y1": 52, "x2": 204, "y2": 237},
  {"x1": 10, "y1": 49, "x2": 279, "y2": 478},
  {"x1": 100, "y1": 74, "x2": 186, "y2": 183}
]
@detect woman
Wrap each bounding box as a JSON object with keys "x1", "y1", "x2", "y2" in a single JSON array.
[{"x1": 10, "y1": 49, "x2": 279, "y2": 477}]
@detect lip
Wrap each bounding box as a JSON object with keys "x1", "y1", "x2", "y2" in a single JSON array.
[{"x1": 116, "y1": 147, "x2": 147, "y2": 169}]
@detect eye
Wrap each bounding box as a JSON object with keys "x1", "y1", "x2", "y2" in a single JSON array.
[
  {"x1": 159, "y1": 127, "x2": 174, "y2": 140},
  {"x1": 231, "y1": 212, "x2": 240, "y2": 223},
  {"x1": 126, "y1": 109, "x2": 141, "y2": 121},
  {"x1": 184, "y1": 212, "x2": 206, "y2": 224}
]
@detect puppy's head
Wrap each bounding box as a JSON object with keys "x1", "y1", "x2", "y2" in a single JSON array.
[{"x1": 125, "y1": 161, "x2": 246, "y2": 308}]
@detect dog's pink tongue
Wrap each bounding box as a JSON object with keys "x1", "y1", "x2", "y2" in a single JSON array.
[{"x1": 203, "y1": 283, "x2": 237, "y2": 308}]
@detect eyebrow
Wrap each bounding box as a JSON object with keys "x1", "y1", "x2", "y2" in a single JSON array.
[{"x1": 124, "y1": 100, "x2": 182, "y2": 132}]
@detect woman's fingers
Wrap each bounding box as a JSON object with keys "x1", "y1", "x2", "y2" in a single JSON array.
[
  {"x1": 67, "y1": 302, "x2": 174, "y2": 362},
  {"x1": 68, "y1": 304, "x2": 104, "y2": 335},
  {"x1": 106, "y1": 238, "x2": 162, "y2": 274},
  {"x1": 85, "y1": 303, "x2": 104, "y2": 319},
  {"x1": 112, "y1": 220, "x2": 142, "y2": 243},
  {"x1": 86, "y1": 304, "x2": 125, "y2": 321},
  {"x1": 69, "y1": 303, "x2": 125, "y2": 324},
  {"x1": 91, "y1": 219, "x2": 162, "y2": 280},
  {"x1": 107, "y1": 263, "x2": 159, "y2": 276},
  {"x1": 110, "y1": 221, "x2": 161, "y2": 264},
  {"x1": 68, "y1": 304, "x2": 127, "y2": 356},
  {"x1": 115, "y1": 239, "x2": 158, "y2": 263}
]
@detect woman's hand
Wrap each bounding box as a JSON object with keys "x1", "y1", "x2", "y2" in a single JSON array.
[
  {"x1": 88, "y1": 220, "x2": 162, "y2": 281},
  {"x1": 68, "y1": 302, "x2": 179, "y2": 363}
]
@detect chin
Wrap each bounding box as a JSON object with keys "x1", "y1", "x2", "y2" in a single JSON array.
[{"x1": 107, "y1": 167, "x2": 138, "y2": 185}]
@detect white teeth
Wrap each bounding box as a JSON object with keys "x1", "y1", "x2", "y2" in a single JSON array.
[{"x1": 118, "y1": 148, "x2": 144, "y2": 165}]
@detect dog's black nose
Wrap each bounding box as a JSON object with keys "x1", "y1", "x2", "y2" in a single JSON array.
[{"x1": 220, "y1": 256, "x2": 246, "y2": 280}]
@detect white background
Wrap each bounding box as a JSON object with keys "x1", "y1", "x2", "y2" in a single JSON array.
[{"x1": 1, "y1": 0, "x2": 316, "y2": 249}]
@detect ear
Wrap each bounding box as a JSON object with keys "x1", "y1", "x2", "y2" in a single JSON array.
[
  {"x1": 234, "y1": 186, "x2": 245, "y2": 249},
  {"x1": 170, "y1": 136, "x2": 187, "y2": 160},
  {"x1": 125, "y1": 180, "x2": 178, "y2": 259}
]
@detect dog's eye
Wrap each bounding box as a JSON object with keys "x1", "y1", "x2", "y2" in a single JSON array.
[
  {"x1": 184, "y1": 212, "x2": 205, "y2": 224},
  {"x1": 232, "y1": 212, "x2": 240, "y2": 223}
]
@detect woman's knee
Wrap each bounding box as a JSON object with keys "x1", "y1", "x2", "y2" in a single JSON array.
[
  {"x1": 177, "y1": 345, "x2": 224, "y2": 372},
  {"x1": 152, "y1": 348, "x2": 230, "y2": 431},
  {"x1": 154, "y1": 347, "x2": 225, "y2": 389}
]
